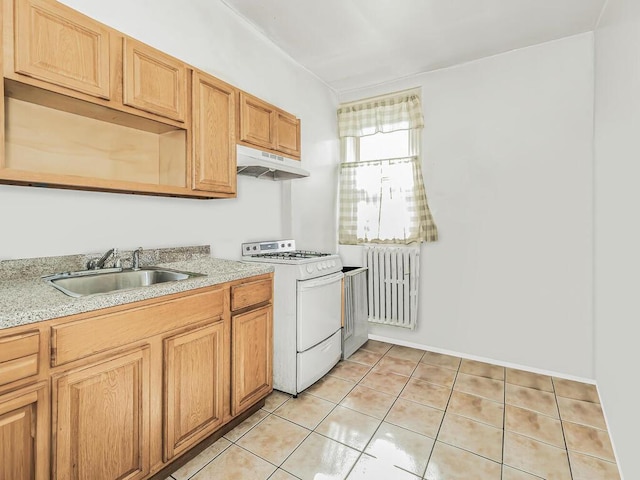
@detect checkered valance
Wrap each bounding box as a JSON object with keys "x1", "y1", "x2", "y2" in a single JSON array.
[{"x1": 337, "y1": 91, "x2": 424, "y2": 138}]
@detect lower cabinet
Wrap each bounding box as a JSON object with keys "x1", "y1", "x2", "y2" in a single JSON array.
[
  {"x1": 53, "y1": 348, "x2": 150, "y2": 480},
  {"x1": 163, "y1": 322, "x2": 225, "y2": 461},
  {"x1": 0, "y1": 382, "x2": 49, "y2": 480},
  {"x1": 0, "y1": 274, "x2": 273, "y2": 480},
  {"x1": 231, "y1": 305, "x2": 273, "y2": 416}
]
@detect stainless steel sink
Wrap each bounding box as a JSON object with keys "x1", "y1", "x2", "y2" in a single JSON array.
[{"x1": 43, "y1": 266, "x2": 206, "y2": 297}]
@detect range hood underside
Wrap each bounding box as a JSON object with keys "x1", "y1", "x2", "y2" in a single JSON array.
[
  {"x1": 236, "y1": 144, "x2": 310, "y2": 181},
  {"x1": 236, "y1": 165, "x2": 306, "y2": 181}
]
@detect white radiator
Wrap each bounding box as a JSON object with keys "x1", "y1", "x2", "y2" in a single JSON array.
[{"x1": 364, "y1": 245, "x2": 420, "y2": 329}]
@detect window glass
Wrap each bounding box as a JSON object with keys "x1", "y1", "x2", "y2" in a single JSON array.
[{"x1": 359, "y1": 130, "x2": 410, "y2": 161}]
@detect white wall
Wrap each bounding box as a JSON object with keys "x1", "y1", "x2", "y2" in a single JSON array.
[
  {"x1": 0, "y1": 0, "x2": 339, "y2": 261},
  {"x1": 594, "y1": 0, "x2": 640, "y2": 477},
  {"x1": 340, "y1": 34, "x2": 595, "y2": 378}
]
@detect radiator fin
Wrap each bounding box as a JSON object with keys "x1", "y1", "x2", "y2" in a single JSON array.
[{"x1": 364, "y1": 245, "x2": 420, "y2": 329}]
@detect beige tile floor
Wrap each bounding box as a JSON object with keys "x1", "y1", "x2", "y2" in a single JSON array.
[{"x1": 168, "y1": 340, "x2": 621, "y2": 480}]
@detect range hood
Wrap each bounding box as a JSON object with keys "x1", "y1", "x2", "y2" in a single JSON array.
[{"x1": 236, "y1": 145, "x2": 310, "y2": 180}]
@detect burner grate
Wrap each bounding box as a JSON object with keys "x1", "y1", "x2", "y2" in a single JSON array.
[{"x1": 251, "y1": 250, "x2": 331, "y2": 260}]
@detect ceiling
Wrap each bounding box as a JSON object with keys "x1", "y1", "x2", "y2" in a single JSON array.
[{"x1": 221, "y1": 0, "x2": 606, "y2": 93}]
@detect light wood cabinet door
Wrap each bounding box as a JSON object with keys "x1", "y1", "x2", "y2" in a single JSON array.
[
  {"x1": 123, "y1": 38, "x2": 187, "y2": 122},
  {"x1": 238, "y1": 92, "x2": 276, "y2": 149},
  {"x1": 53, "y1": 348, "x2": 150, "y2": 480},
  {"x1": 163, "y1": 322, "x2": 225, "y2": 461},
  {"x1": 1, "y1": 14, "x2": 4, "y2": 171},
  {"x1": 0, "y1": 382, "x2": 49, "y2": 480},
  {"x1": 13, "y1": 0, "x2": 111, "y2": 99},
  {"x1": 231, "y1": 305, "x2": 273, "y2": 416},
  {"x1": 275, "y1": 111, "x2": 301, "y2": 158},
  {"x1": 192, "y1": 70, "x2": 236, "y2": 194}
]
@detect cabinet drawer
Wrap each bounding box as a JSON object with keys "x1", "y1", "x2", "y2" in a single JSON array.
[
  {"x1": 0, "y1": 355, "x2": 39, "y2": 386},
  {"x1": 51, "y1": 288, "x2": 224, "y2": 366},
  {"x1": 0, "y1": 331, "x2": 40, "y2": 386},
  {"x1": 231, "y1": 278, "x2": 272, "y2": 311}
]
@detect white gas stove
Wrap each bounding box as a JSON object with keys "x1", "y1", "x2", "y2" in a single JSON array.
[
  {"x1": 242, "y1": 240, "x2": 343, "y2": 395},
  {"x1": 242, "y1": 240, "x2": 342, "y2": 280}
]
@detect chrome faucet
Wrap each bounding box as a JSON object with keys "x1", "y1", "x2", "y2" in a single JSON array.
[
  {"x1": 132, "y1": 247, "x2": 143, "y2": 271},
  {"x1": 86, "y1": 248, "x2": 116, "y2": 270}
]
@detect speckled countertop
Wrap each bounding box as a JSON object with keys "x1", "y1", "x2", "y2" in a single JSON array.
[{"x1": 0, "y1": 246, "x2": 273, "y2": 330}]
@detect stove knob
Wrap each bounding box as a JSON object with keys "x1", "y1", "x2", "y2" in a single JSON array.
[
  {"x1": 306, "y1": 265, "x2": 314, "y2": 274},
  {"x1": 321, "y1": 262, "x2": 327, "y2": 269},
  {"x1": 330, "y1": 260, "x2": 336, "y2": 267}
]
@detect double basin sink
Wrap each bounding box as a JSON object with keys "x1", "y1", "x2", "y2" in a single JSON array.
[{"x1": 43, "y1": 266, "x2": 205, "y2": 298}]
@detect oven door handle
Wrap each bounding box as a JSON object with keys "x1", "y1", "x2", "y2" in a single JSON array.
[{"x1": 298, "y1": 271, "x2": 344, "y2": 290}]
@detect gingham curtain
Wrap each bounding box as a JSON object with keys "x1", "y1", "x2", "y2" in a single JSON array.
[
  {"x1": 338, "y1": 157, "x2": 438, "y2": 244},
  {"x1": 337, "y1": 92, "x2": 424, "y2": 138},
  {"x1": 337, "y1": 91, "x2": 438, "y2": 245}
]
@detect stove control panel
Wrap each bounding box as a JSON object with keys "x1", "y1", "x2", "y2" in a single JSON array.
[
  {"x1": 298, "y1": 256, "x2": 342, "y2": 280},
  {"x1": 242, "y1": 240, "x2": 295, "y2": 256},
  {"x1": 305, "y1": 259, "x2": 338, "y2": 273}
]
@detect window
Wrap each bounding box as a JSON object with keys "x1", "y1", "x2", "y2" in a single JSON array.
[
  {"x1": 359, "y1": 130, "x2": 410, "y2": 160},
  {"x1": 337, "y1": 89, "x2": 438, "y2": 245}
]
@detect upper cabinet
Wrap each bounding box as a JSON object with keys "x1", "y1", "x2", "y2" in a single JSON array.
[
  {"x1": 13, "y1": 0, "x2": 111, "y2": 99},
  {"x1": 1, "y1": 0, "x2": 302, "y2": 199},
  {"x1": 275, "y1": 111, "x2": 301, "y2": 157},
  {"x1": 192, "y1": 70, "x2": 236, "y2": 194},
  {"x1": 238, "y1": 91, "x2": 301, "y2": 160},
  {"x1": 239, "y1": 91, "x2": 276, "y2": 148},
  {"x1": 123, "y1": 38, "x2": 187, "y2": 122}
]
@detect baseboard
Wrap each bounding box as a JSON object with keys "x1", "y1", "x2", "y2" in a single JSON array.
[{"x1": 367, "y1": 333, "x2": 597, "y2": 385}]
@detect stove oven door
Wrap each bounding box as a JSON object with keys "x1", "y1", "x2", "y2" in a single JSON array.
[{"x1": 296, "y1": 271, "x2": 344, "y2": 352}]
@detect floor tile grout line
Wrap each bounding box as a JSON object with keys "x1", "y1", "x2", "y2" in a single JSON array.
[
  {"x1": 182, "y1": 439, "x2": 233, "y2": 480},
  {"x1": 343, "y1": 345, "x2": 425, "y2": 479},
  {"x1": 345, "y1": 344, "x2": 423, "y2": 477},
  {"x1": 231, "y1": 441, "x2": 307, "y2": 475},
  {"x1": 428, "y1": 360, "x2": 512, "y2": 472},
  {"x1": 311, "y1": 360, "x2": 389, "y2": 453},
  {"x1": 503, "y1": 417, "x2": 587, "y2": 452},
  {"x1": 502, "y1": 362, "x2": 507, "y2": 480},
  {"x1": 421, "y1": 352, "x2": 461, "y2": 478},
  {"x1": 245, "y1": 422, "x2": 314, "y2": 472},
  {"x1": 270, "y1": 401, "x2": 338, "y2": 434},
  {"x1": 260, "y1": 383, "x2": 362, "y2": 472},
  {"x1": 312, "y1": 418, "x2": 381, "y2": 453},
  {"x1": 552, "y1": 376, "x2": 575, "y2": 480},
  {"x1": 330, "y1": 398, "x2": 391, "y2": 422},
  {"x1": 564, "y1": 448, "x2": 619, "y2": 465},
  {"x1": 502, "y1": 465, "x2": 546, "y2": 480},
  {"x1": 433, "y1": 437, "x2": 504, "y2": 467},
  {"x1": 225, "y1": 409, "x2": 272, "y2": 443}
]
